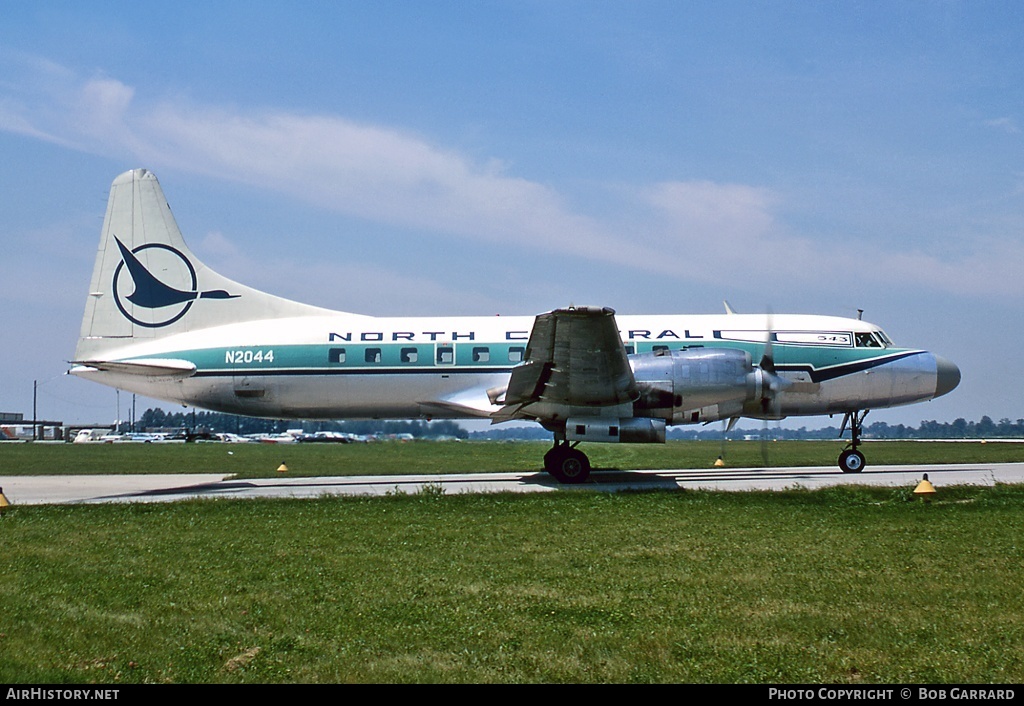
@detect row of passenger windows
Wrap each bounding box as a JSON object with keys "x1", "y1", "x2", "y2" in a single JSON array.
[
  {"x1": 328, "y1": 346, "x2": 526, "y2": 365},
  {"x1": 325, "y1": 335, "x2": 893, "y2": 367},
  {"x1": 326, "y1": 343, "x2": 693, "y2": 366}
]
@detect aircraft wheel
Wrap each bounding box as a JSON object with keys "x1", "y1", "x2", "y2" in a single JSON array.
[
  {"x1": 838, "y1": 449, "x2": 866, "y2": 473},
  {"x1": 546, "y1": 447, "x2": 591, "y2": 484}
]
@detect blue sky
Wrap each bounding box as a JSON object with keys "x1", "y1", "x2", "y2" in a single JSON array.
[{"x1": 1, "y1": 1, "x2": 1021, "y2": 429}]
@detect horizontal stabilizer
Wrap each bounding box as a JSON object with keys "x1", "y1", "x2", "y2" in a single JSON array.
[{"x1": 70, "y1": 358, "x2": 197, "y2": 380}]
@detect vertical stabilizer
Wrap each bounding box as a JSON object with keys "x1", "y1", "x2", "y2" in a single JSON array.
[{"x1": 75, "y1": 169, "x2": 337, "y2": 361}]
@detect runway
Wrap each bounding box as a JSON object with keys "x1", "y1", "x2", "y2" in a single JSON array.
[{"x1": 3, "y1": 462, "x2": 1023, "y2": 506}]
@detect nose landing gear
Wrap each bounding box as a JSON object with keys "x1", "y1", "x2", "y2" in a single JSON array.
[{"x1": 839, "y1": 410, "x2": 868, "y2": 473}]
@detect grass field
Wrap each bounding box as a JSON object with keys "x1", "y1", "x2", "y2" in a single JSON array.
[
  {"x1": 2, "y1": 440, "x2": 1023, "y2": 684},
  {"x1": 2, "y1": 484, "x2": 1024, "y2": 683},
  {"x1": 2, "y1": 438, "x2": 1024, "y2": 477}
]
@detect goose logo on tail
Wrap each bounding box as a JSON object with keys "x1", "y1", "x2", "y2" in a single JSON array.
[{"x1": 112, "y1": 236, "x2": 239, "y2": 328}]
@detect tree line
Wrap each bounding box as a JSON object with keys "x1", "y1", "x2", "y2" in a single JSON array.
[
  {"x1": 664, "y1": 416, "x2": 1024, "y2": 441},
  {"x1": 134, "y1": 408, "x2": 468, "y2": 439},
  {"x1": 133, "y1": 407, "x2": 1022, "y2": 441}
]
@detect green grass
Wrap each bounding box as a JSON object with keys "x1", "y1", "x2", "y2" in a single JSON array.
[
  {"x1": 2, "y1": 439, "x2": 1023, "y2": 477},
  {"x1": 2, "y1": 440, "x2": 1023, "y2": 683},
  {"x1": 1, "y1": 485, "x2": 1023, "y2": 683}
]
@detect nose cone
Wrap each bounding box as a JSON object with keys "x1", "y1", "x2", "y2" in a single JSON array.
[{"x1": 934, "y1": 355, "x2": 961, "y2": 398}]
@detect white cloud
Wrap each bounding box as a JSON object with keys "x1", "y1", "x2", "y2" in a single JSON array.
[
  {"x1": 639, "y1": 180, "x2": 783, "y2": 263},
  {"x1": 138, "y1": 106, "x2": 632, "y2": 261},
  {"x1": 194, "y1": 231, "x2": 508, "y2": 316},
  {"x1": 3, "y1": 55, "x2": 1023, "y2": 299},
  {"x1": 76, "y1": 77, "x2": 134, "y2": 138},
  {"x1": 984, "y1": 117, "x2": 1019, "y2": 134},
  {"x1": 644, "y1": 181, "x2": 776, "y2": 238}
]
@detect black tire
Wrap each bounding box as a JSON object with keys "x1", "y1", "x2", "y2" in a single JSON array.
[
  {"x1": 543, "y1": 446, "x2": 562, "y2": 473},
  {"x1": 545, "y1": 447, "x2": 591, "y2": 484},
  {"x1": 838, "y1": 449, "x2": 866, "y2": 473}
]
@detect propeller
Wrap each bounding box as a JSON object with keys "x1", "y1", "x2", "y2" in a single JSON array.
[
  {"x1": 756, "y1": 309, "x2": 793, "y2": 418},
  {"x1": 756, "y1": 309, "x2": 792, "y2": 467}
]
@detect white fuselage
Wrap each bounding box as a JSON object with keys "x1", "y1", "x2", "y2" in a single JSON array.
[{"x1": 72, "y1": 311, "x2": 950, "y2": 423}]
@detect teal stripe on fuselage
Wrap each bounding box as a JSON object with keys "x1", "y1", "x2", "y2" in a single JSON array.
[
  {"x1": 124, "y1": 340, "x2": 916, "y2": 378},
  {"x1": 130, "y1": 342, "x2": 523, "y2": 375}
]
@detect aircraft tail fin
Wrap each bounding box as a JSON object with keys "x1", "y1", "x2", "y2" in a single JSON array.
[{"x1": 75, "y1": 169, "x2": 337, "y2": 362}]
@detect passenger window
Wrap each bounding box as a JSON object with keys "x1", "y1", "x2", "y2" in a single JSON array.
[
  {"x1": 625, "y1": 344, "x2": 635, "y2": 355},
  {"x1": 329, "y1": 348, "x2": 346, "y2": 364},
  {"x1": 401, "y1": 347, "x2": 418, "y2": 363},
  {"x1": 509, "y1": 347, "x2": 525, "y2": 363},
  {"x1": 472, "y1": 346, "x2": 490, "y2": 363},
  {"x1": 436, "y1": 346, "x2": 454, "y2": 364},
  {"x1": 365, "y1": 348, "x2": 382, "y2": 363}
]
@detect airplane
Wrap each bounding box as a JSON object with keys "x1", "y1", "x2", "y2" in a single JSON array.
[{"x1": 71, "y1": 169, "x2": 961, "y2": 483}]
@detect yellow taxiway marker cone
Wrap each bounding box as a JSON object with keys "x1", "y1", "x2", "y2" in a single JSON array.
[
  {"x1": 277, "y1": 462, "x2": 289, "y2": 473},
  {"x1": 0, "y1": 487, "x2": 10, "y2": 512},
  {"x1": 913, "y1": 473, "x2": 936, "y2": 503},
  {"x1": 714, "y1": 456, "x2": 726, "y2": 467}
]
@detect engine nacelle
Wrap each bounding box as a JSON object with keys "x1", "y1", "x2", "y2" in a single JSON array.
[{"x1": 630, "y1": 347, "x2": 760, "y2": 424}]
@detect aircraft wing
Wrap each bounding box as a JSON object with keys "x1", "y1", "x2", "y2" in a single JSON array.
[{"x1": 493, "y1": 306, "x2": 637, "y2": 421}]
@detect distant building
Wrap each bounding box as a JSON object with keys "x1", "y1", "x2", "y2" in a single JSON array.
[{"x1": 0, "y1": 413, "x2": 68, "y2": 441}]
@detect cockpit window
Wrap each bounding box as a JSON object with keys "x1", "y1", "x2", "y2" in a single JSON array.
[{"x1": 855, "y1": 331, "x2": 888, "y2": 348}]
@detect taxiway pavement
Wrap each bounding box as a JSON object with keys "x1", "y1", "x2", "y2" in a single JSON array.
[{"x1": 2, "y1": 462, "x2": 1023, "y2": 506}]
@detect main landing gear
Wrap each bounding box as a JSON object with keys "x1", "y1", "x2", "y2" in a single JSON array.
[
  {"x1": 838, "y1": 410, "x2": 868, "y2": 473},
  {"x1": 544, "y1": 440, "x2": 591, "y2": 484}
]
